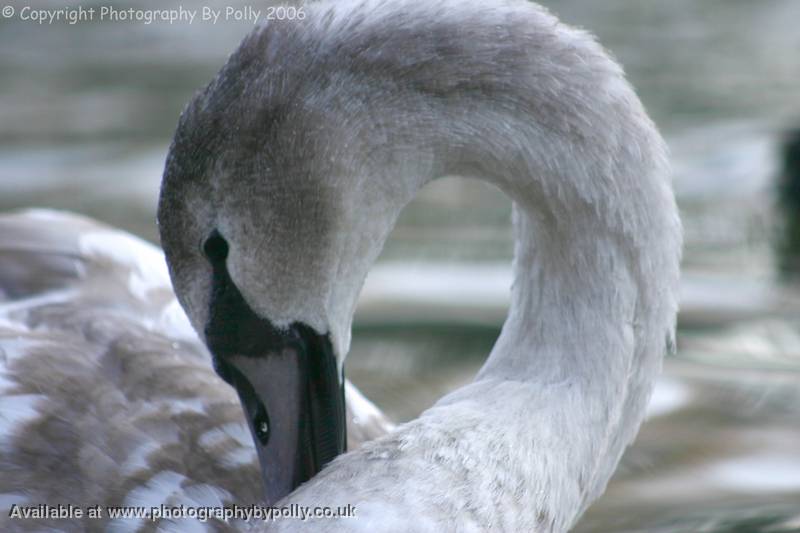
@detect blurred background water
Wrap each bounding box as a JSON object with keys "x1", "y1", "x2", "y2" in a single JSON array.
[{"x1": 1, "y1": 0, "x2": 799, "y2": 530}]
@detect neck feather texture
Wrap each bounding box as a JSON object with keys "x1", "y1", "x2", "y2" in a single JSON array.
[{"x1": 263, "y1": 1, "x2": 681, "y2": 531}]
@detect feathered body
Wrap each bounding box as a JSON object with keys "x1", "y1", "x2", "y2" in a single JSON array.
[{"x1": 159, "y1": 1, "x2": 681, "y2": 532}]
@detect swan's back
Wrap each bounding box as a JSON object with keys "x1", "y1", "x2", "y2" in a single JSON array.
[{"x1": 0, "y1": 210, "x2": 263, "y2": 531}]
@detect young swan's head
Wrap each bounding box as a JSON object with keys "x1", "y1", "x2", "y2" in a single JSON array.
[{"x1": 158, "y1": 8, "x2": 427, "y2": 503}]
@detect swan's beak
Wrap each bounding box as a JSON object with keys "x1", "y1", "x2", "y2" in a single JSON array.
[{"x1": 203, "y1": 249, "x2": 346, "y2": 504}]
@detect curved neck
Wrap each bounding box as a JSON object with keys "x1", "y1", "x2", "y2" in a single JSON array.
[
  {"x1": 424, "y1": 89, "x2": 677, "y2": 521},
  {"x1": 337, "y1": 26, "x2": 679, "y2": 528},
  {"x1": 242, "y1": 1, "x2": 681, "y2": 528}
]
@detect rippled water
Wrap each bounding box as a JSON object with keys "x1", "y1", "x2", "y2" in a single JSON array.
[{"x1": 2, "y1": 0, "x2": 799, "y2": 530}]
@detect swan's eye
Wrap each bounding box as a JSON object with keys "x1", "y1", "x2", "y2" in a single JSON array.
[
  {"x1": 203, "y1": 230, "x2": 229, "y2": 263},
  {"x1": 253, "y1": 402, "x2": 270, "y2": 445}
]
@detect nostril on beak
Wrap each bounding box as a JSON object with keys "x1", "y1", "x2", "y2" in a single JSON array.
[
  {"x1": 203, "y1": 230, "x2": 229, "y2": 263},
  {"x1": 253, "y1": 401, "x2": 270, "y2": 445}
]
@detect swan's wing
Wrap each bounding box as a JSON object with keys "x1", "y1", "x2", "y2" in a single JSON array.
[
  {"x1": 0, "y1": 209, "x2": 391, "y2": 531},
  {"x1": 0, "y1": 210, "x2": 260, "y2": 531},
  {"x1": 0, "y1": 314, "x2": 261, "y2": 532},
  {"x1": 0, "y1": 209, "x2": 93, "y2": 301}
]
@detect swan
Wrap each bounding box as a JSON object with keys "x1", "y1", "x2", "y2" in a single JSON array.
[{"x1": 157, "y1": 0, "x2": 682, "y2": 531}]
